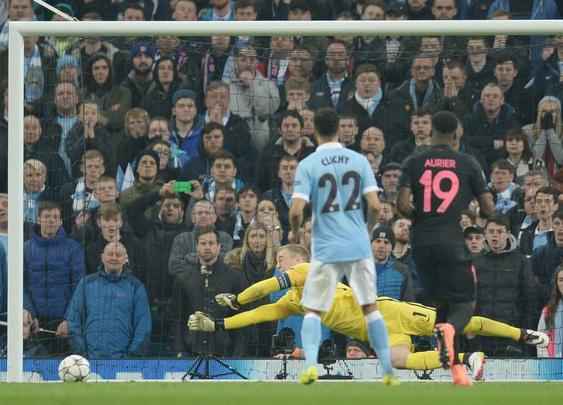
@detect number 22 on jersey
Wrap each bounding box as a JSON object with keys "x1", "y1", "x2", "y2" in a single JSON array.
[{"x1": 418, "y1": 169, "x2": 460, "y2": 213}]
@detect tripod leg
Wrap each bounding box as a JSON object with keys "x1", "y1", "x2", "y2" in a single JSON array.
[
  {"x1": 183, "y1": 356, "x2": 205, "y2": 380},
  {"x1": 211, "y1": 356, "x2": 248, "y2": 380}
]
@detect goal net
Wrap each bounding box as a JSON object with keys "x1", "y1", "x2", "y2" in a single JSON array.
[{"x1": 3, "y1": 17, "x2": 563, "y2": 382}]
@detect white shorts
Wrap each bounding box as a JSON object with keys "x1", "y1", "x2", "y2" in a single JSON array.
[{"x1": 300, "y1": 258, "x2": 377, "y2": 312}]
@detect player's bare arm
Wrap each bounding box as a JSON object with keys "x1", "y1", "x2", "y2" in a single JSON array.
[
  {"x1": 365, "y1": 191, "x2": 382, "y2": 232},
  {"x1": 288, "y1": 197, "x2": 307, "y2": 243},
  {"x1": 397, "y1": 186, "x2": 414, "y2": 219}
]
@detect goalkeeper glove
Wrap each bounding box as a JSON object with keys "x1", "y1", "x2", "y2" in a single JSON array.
[
  {"x1": 215, "y1": 293, "x2": 240, "y2": 310},
  {"x1": 187, "y1": 311, "x2": 216, "y2": 332}
]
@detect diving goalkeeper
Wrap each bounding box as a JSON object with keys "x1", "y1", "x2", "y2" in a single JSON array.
[{"x1": 188, "y1": 245, "x2": 549, "y2": 379}]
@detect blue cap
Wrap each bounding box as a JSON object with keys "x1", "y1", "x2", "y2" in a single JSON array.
[
  {"x1": 56, "y1": 55, "x2": 80, "y2": 75},
  {"x1": 131, "y1": 42, "x2": 155, "y2": 60}
]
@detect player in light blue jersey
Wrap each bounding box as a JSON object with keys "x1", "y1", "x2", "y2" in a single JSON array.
[{"x1": 289, "y1": 107, "x2": 397, "y2": 386}]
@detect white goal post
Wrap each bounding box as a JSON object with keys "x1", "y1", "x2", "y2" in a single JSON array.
[{"x1": 7, "y1": 19, "x2": 563, "y2": 382}]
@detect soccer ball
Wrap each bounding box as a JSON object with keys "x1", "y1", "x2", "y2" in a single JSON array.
[{"x1": 58, "y1": 354, "x2": 90, "y2": 382}]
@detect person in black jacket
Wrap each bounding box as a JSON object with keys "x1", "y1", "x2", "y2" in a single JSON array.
[
  {"x1": 127, "y1": 181, "x2": 190, "y2": 353},
  {"x1": 170, "y1": 226, "x2": 247, "y2": 356},
  {"x1": 519, "y1": 186, "x2": 559, "y2": 256},
  {"x1": 473, "y1": 216, "x2": 539, "y2": 356}
]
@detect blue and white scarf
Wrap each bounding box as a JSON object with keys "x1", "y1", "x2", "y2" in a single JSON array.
[
  {"x1": 24, "y1": 45, "x2": 44, "y2": 104},
  {"x1": 71, "y1": 178, "x2": 99, "y2": 213},
  {"x1": 355, "y1": 88, "x2": 383, "y2": 116},
  {"x1": 408, "y1": 79, "x2": 435, "y2": 112}
]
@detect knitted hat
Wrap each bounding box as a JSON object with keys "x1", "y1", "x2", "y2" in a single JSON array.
[{"x1": 371, "y1": 224, "x2": 396, "y2": 247}]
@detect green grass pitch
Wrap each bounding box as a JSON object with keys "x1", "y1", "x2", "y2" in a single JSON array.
[{"x1": 1, "y1": 382, "x2": 563, "y2": 405}]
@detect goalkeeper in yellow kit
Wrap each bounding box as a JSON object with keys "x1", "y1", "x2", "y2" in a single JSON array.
[{"x1": 188, "y1": 245, "x2": 549, "y2": 380}]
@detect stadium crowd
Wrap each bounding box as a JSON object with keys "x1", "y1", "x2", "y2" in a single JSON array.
[{"x1": 0, "y1": 0, "x2": 563, "y2": 360}]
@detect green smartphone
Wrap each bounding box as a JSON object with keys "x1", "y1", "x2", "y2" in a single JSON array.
[{"x1": 174, "y1": 181, "x2": 193, "y2": 194}]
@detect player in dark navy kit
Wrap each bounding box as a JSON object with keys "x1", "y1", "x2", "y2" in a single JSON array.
[{"x1": 397, "y1": 111, "x2": 494, "y2": 386}]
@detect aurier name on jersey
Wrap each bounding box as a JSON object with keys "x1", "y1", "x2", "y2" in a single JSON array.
[{"x1": 293, "y1": 143, "x2": 380, "y2": 263}]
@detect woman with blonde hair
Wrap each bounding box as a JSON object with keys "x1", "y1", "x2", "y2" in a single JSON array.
[
  {"x1": 523, "y1": 96, "x2": 563, "y2": 177},
  {"x1": 224, "y1": 222, "x2": 277, "y2": 356}
]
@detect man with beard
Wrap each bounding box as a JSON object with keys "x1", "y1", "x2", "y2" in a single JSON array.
[{"x1": 122, "y1": 42, "x2": 157, "y2": 108}]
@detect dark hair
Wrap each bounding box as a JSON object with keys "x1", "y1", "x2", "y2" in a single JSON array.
[
  {"x1": 491, "y1": 159, "x2": 516, "y2": 175},
  {"x1": 212, "y1": 149, "x2": 236, "y2": 166},
  {"x1": 194, "y1": 225, "x2": 220, "y2": 244},
  {"x1": 535, "y1": 186, "x2": 559, "y2": 202},
  {"x1": 444, "y1": 59, "x2": 466, "y2": 73},
  {"x1": 123, "y1": 2, "x2": 145, "y2": 16},
  {"x1": 279, "y1": 110, "x2": 304, "y2": 129},
  {"x1": 85, "y1": 54, "x2": 113, "y2": 93},
  {"x1": 485, "y1": 215, "x2": 510, "y2": 230},
  {"x1": 314, "y1": 107, "x2": 339, "y2": 139},
  {"x1": 203, "y1": 122, "x2": 225, "y2": 135},
  {"x1": 504, "y1": 127, "x2": 532, "y2": 161},
  {"x1": 354, "y1": 63, "x2": 380, "y2": 80},
  {"x1": 279, "y1": 154, "x2": 299, "y2": 166},
  {"x1": 544, "y1": 266, "x2": 563, "y2": 329},
  {"x1": 411, "y1": 107, "x2": 433, "y2": 120},
  {"x1": 552, "y1": 208, "x2": 563, "y2": 221},
  {"x1": 339, "y1": 114, "x2": 358, "y2": 124},
  {"x1": 38, "y1": 201, "x2": 62, "y2": 217},
  {"x1": 432, "y1": 110, "x2": 458, "y2": 137},
  {"x1": 460, "y1": 209, "x2": 477, "y2": 224},
  {"x1": 154, "y1": 56, "x2": 180, "y2": 87},
  {"x1": 494, "y1": 51, "x2": 518, "y2": 70},
  {"x1": 235, "y1": 0, "x2": 256, "y2": 12},
  {"x1": 237, "y1": 185, "x2": 261, "y2": 202}
]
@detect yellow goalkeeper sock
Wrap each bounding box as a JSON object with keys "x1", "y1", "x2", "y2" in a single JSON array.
[
  {"x1": 463, "y1": 316, "x2": 520, "y2": 341},
  {"x1": 405, "y1": 352, "x2": 465, "y2": 370}
]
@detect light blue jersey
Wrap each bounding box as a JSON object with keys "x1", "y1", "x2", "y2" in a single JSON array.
[{"x1": 293, "y1": 143, "x2": 379, "y2": 262}]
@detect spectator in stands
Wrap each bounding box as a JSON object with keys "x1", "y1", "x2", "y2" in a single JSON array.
[
  {"x1": 154, "y1": 35, "x2": 203, "y2": 94},
  {"x1": 257, "y1": 110, "x2": 315, "y2": 191},
  {"x1": 51, "y1": 81, "x2": 81, "y2": 177},
  {"x1": 440, "y1": 61, "x2": 474, "y2": 120},
  {"x1": 180, "y1": 122, "x2": 225, "y2": 182},
  {"x1": 120, "y1": 150, "x2": 163, "y2": 217},
  {"x1": 212, "y1": 185, "x2": 239, "y2": 236},
  {"x1": 168, "y1": 199, "x2": 233, "y2": 276},
  {"x1": 388, "y1": 54, "x2": 443, "y2": 149},
  {"x1": 122, "y1": 41, "x2": 157, "y2": 109},
  {"x1": 170, "y1": 226, "x2": 246, "y2": 356},
  {"x1": 231, "y1": 185, "x2": 259, "y2": 247},
  {"x1": 83, "y1": 54, "x2": 132, "y2": 134},
  {"x1": 407, "y1": 0, "x2": 433, "y2": 19},
  {"x1": 379, "y1": 162, "x2": 402, "y2": 203},
  {"x1": 342, "y1": 64, "x2": 387, "y2": 136},
  {"x1": 299, "y1": 107, "x2": 316, "y2": 145},
  {"x1": 493, "y1": 52, "x2": 533, "y2": 124},
  {"x1": 464, "y1": 82, "x2": 519, "y2": 165},
  {"x1": 199, "y1": 0, "x2": 235, "y2": 20},
  {"x1": 67, "y1": 31, "x2": 119, "y2": 82},
  {"x1": 473, "y1": 216, "x2": 538, "y2": 356},
  {"x1": 345, "y1": 339, "x2": 372, "y2": 359},
  {"x1": 65, "y1": 241, "x2": 151, "y2": 359},
  {"x1": 56, "y1": 55, "x2": 81, "y2": 88},
  {"x1": 490, "y1": 159, "x2": 519, "y2": 215},
  {"x1": 23, "y1": 159, "x2": 56, "y2": 225},
  {"x1": 203, "y1": 81, "x2": 254, "y2": 180},
  {"x1": 66, "y1": 102, "x2": 113, "y2": 177},
  {"x1": 431, "y1": 0, "x2": 466, "y2": 56},
  {"x1": 229, "y1": 45, "x2": 280, "y2": 153},
  {"x1": 263, "y1": 155, "x2": 298, "y2": 242},
  {"x1": 143, "y1": 57, "x2": 182, "y2": 120},
  {"x1": 464, "y1": 225, "x2": 486, "y2": 255},
  {"x1": 201, "y1": 150, "x2": 245, "y2": 202},
  {"x1": 465, "y1": 38, "x2": 495, "y2": 104},
  {"x1": 148, "y1": 117, "x2": 171, "y2": 142},
  {"x1": 168, "y1": 89, "x2": 203, "y2": 169},
  {"x1": 520, "y1": 186, "x2": 559, "y2": 255},
  {"x1": 286, "y1": 46, "x2": 316, "y2": 83},
  {"x1": 503, "y1": 128, "x2": 534, "y2": 182},
  {"x1": 265, "y1": 35, "x2": 294, "y2": 87},
  {"x1": 173, "y1": 0, "x2": 198, "y2": 21},
  {"x1": 371, "y1": 224, "x2": 414, "y2": 301},
  {"x1": 148, "y1": 139, "x2": 180, "y2": 183},
  {"x1": 255, "y1": 198, "x2": 283, "y2": 244},
  {"x1": 23, "y1": 114, "x2": 69, "y2": 192},
  {"x1": 533, "y1": 210, "x2": 563, "y2": 305},
  {"x1": 59, "y1": 149, "x2": 106, "y2": 230},
  {"x1": 24, "y1": 201, "x2": 85, "y2": 352},
  {"x1": 338, "y1": 114, "x2": 360, "y2": 151},
  {"x1": 116, "y1": 108, "x2": 151, "y2": 173},
  {"x1": 310, "y1": 40, "x2": 353, "y2": 113},
  {"x1": 523, "y1": 96, "x2": 563, "y2": 178},
  {"x1": 84, "y1": 203, "x2": 145, "y2": 279},
  {"x1": 537, "y1": 266, "x2": 563, "y2": 357},
  {"x1": 389, "y1": 109, "x2": 432, "y2": 164},
  {"x1": 288, "y1": 0, "x2": 328, "y2": 57},
  {"x1": 0, "y1": 0, "x2": 35, "y2": 52},
  {"x1": 280, "y1": 77, "x2": 311, "y2": 115},
  {"x1": 377, "y1": 199, "x2": 396, "y2": 226},
  {"x1": 359, "y1": 126, "x2": 386, "y2": 176},
  {"x1": 201, "y1": 36, "x2": 232, "y2": 94}
]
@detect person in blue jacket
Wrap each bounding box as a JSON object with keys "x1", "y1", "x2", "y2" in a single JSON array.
[
  {"x1": 65, "y1": 241, "x2": 151, "y2": 358},
  {"x1": 23, "y1": 201, "x2": 85, "y2": 352}
]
